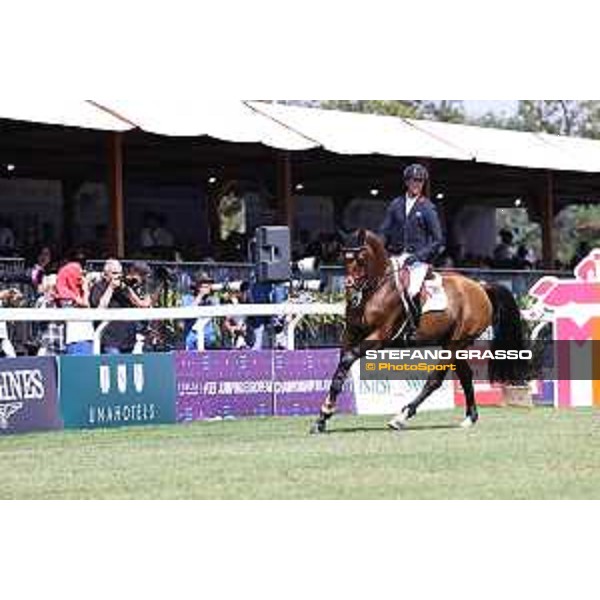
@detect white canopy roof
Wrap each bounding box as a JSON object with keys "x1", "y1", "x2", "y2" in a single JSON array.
[
  {"x1": 247, "y1": 101, "x2": 471, "y2": 161},
  {"x1": 94, "y1": 99, "x2": 317, "y2": 151},
  {"x1": 2, "y1": 100, "x2": 600, "y2": 173},
  {"x1": 250, "y1": 102, "x2": 600, "y2": 173},
  {"x1": 534, "y1": 132, "x2": 600, "y2": 173},
  {"x1": 407, "y1": 118, "x2": 586, "y2": 172},
  {"x1": 0, "y1": 100, "x2": 133, "y2": 131}
]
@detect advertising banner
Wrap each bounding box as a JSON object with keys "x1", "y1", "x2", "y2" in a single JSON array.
[
  {"x1": 0, "y1": 357, "x2": 61, "y2": 435},
  {"x1": 273, "y1": 350, "x2": 355, "y2": 416},
  {"x1": 350, "y1": 360, "x2": 454, "y2": 415},
  {"x1": 176, "y1": 350, "x2": 355, "y2": 421},
  {"x1": 529, "y1": 249, "x2": 600, "y2": 407},
  {"x1": 530, "y1": 379, "x2": 554, "y2": 406},
  {"x1": 176, "y1": 351, "x2": 273, "y2": 421},
  {"x1": 59, "y1": 354, "x2": 176, "y2": 428}
]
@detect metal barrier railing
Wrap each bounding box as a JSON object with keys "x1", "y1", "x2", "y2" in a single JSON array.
[
  {"x1": 0, "y1": 257, "x2": 26, "y2": 273},
  {"x1": 86, "y1": 259, "x2": 571, "y2": 298},
  {"x1": 320, "y1": 265, "x2": 571, "y2": 297},
  {"x1": 0, "y1": 257, "x2": 36, "y2": 355},
  {"x1": 86, "y1": 260, "x2": 254, "y2": 293},
  {"x1": 0, "y1": 257, "x2": 562, "y2": 354}
]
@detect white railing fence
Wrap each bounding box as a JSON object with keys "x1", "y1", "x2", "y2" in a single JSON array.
[
  {"x1": 0, "y1": 302, "x2": 551, "y2": 356},
  {"x1": 0, "y1": 303, "x2": 346, "y2": 355}
]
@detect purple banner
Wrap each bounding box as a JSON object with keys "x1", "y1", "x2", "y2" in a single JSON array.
[
  {"x1": 176, "y1": 351, "x2": 273, "y2": 421},
  {"x1": 176, "y1": 350, "x2": 356, "y2": 422},
  {"x1": 0, "y1": 357, "x2": 61, "y2": 435},
  {"x1": 273, "y1": 350, "x2": 355, "y2": 416},
  {"x1": 531, "y1": 379, "x2": 554, "y2": 406}
]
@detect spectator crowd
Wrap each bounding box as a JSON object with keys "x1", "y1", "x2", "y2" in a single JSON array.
[
  {"x1": 0, "y1": 226, "x2": 589, "y2": 357},
  {"x1": 0, "y1": 244, "x2": 293, "y2": 357}
]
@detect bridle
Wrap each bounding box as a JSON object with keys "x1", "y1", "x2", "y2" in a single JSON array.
[{"x1": 344, "y1": 246, "x2": 393, "y2": 309}]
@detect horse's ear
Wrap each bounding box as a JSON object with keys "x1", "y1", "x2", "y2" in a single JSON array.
[
  {"x1": 337, "y1": 228, "x2": 351, "y2": 247},
  {"x1": 357, "y1": 228, "x2": 366, "y2": 247}
]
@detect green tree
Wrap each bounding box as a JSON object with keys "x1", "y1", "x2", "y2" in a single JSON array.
[
  {"x1": 319, "y1": 100, "x2": 421, "y2": 118},
  {"x1": 415, "y1": 100, "x2": 466, "y2": 123},
  {"x1": 555, "y1": 205, "x2": 600, "y2": 265},
  {"x1": 319, "y1": 100, "x2": 467, "y2": 123},
  {"x1": 517, "y1": 100, "x2": 586, "y2": 136},
  {"x1": 473, "y1": 100, "x2": 600, "y2": 139},
  {"x1": 496, "y1": 207, "x2": 542, "y2": 257}
]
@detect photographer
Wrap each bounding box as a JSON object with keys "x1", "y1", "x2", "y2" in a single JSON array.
[
  {"x1": 56, "y1": 252, "x2": 93, "y2": 355},
  {"x1": 221, "y1": 282, "x2": 251, "y2": 349},
  {"x1": 0, "y1": 288, "x2": 22, "y2": 357},
  {"x1": 125, "y1": 261, "x2": 153, "y2": 309},
  {"x1": 126, "y1": 261, "x2": 153, "y2": 352},
  {"x1": 90, "y1": 259, "x2": 148, "y2": 355},
  {"x1": 182, "y1": 271, "x2": 220, "y2": 350}
]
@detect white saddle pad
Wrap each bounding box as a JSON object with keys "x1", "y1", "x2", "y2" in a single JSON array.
[
  {"x1": 390, "y1": 255, "x2": 448, "y2": 314},
  {"x1": 422, "y1": 273, "x2": 448, "y2": 314}
]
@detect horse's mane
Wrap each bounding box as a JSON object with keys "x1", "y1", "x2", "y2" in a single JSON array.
[
  {"x1": 363, "y1": 229, "x2": 387, "y2": 261},
  {"x1": 348, "y1": 228, "x2": 388, "y2": 277}
]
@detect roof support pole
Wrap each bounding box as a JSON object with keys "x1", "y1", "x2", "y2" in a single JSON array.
[
  {"x1": 541, "y1": 171, "x2": 555, "y2": 269},
  {"x1": 206, "y1": 184, "x2": 221, "y2": 252},
  {"x1": 276, "y1": 150, "x2": 294, "y2": 232},
  {"x1": 108, "y1": 131, "x2": 125, "y2": 258},
  {"x1": 61, "y1": 179, "x2": 82, "y2": 255},
  {"x1": 420, "y1": 158, "x2": 432, "y2": 199}
]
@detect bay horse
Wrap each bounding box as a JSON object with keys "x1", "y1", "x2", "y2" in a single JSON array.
[{"x1": 310, "y1": 229, "x2": 528, "y2": 434}]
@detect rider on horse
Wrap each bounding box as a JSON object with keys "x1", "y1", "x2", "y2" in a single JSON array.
[{"x1": 378, "y1": 163, "x2": 444, "y2": 340}]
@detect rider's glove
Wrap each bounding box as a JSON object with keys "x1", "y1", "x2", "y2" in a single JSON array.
[{"x1": 404, "y1": 254, "x2": 418, "y2": 267}]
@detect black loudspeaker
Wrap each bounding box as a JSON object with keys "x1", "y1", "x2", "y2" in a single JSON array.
[{"x1": 255, "y1": 226, "x2": 291, "y2": 282}]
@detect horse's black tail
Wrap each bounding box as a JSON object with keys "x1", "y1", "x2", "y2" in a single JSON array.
[{"x1": 484, "y1": 283, "x2": 529, "y2": 385}]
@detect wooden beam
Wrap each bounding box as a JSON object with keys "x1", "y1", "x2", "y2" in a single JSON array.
[
  {"x1": 276, "y1": 151, "x2": 294, "y2": 231},
  {"x1": 108, "y1": 132, "x2": 125, "y2": 258},
  {"x1": 61, "y1": 180, "x2": 83, "y2": 254},
  {"x1": 420, "y1": 158, "x2": 433, "y2": 199},
  {"x1": 206, "y1": 185, "x2": 221, "y2": 252},
  {"x1": 541, "y1": 171, "x2": 555, "y2": 268}
]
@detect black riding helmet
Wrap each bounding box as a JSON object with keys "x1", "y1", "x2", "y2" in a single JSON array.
[{"x1": 403, "y1": 163, "x2": 429, "y2": 182}]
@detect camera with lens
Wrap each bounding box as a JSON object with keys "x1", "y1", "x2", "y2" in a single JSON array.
[
  {"x1": 288, "y1": 278, "x2": 323, "y2": 293},
  {"x1": 121, "y1": 275, "x2": 137, "y2": 289},
  {"x1": 292, "y1": 256, "x2": 321, "y2": 280},
  {"x1": 209, "y1": 280, "x2": 249, "y2": 294},
  {"x1": 119, "y1": 272, "x2": 146, "y2": 298},
  {"x1": 154, "y1": 265, "x2": 178, "y2": 285}
]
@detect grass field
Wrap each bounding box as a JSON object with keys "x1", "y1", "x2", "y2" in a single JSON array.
[{"x1": 1, "y1": 408, "x2": 598, "y2": 499}]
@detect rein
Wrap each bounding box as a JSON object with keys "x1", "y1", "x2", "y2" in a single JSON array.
[
  {"x1": 345, "y1": 246, "x2": 395, "y2": 309},
  {"x1": 345, "y1": 244, "x2": 414, "y2": 340}
]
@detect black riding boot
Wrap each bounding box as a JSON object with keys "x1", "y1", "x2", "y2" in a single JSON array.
[{"x1": 404, "y1": 294, "x2": 422, "y2": 343}]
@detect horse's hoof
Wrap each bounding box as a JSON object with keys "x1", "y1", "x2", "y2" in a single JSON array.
[
  {"x1": 310, "y1": 420, "x2": 327, "y2": 435},
  {"x1": 460, "y1": 417, "x2": 476, "y2": 429},
  {"x1": 390, "y1": 405, "x2": 414, "y2": 430},
  {"x1": 387, "y1": 418, "x2": 406, "y2": 431},
  {"x1": 387, "y1": 410, "x2": 410, "y2": 431}
]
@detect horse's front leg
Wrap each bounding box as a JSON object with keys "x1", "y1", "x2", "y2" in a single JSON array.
[
  {"x1": 310, "y1": 334, "x2": 384, "y2": 434},
  {"x1": 310, "y1": 346, "x2": 359, "y2": 434},
  {"x1": 387, "y1": 359, "x2": 453, "y2": 430}
]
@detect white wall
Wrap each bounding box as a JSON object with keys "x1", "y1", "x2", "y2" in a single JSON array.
[
  {"x1": 0, "y1": 178, "x2": 63, "y2": 250},
  {"x1": 293, "y1": 195, "x2": 336, "y2": 239},
  {"x1": 451, "y1": 204, "x2": 496, "y2": 258},
  {"x1": 343, "y1": 197, "x2": 388, "y2": 233}
]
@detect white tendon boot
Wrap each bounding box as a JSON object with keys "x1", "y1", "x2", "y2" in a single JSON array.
[
  {"x1": 460, "y1": 416, "x2": 476, "y2": 429},
  {"x1": 387, "y1": 407, "x2": 411, "y2": 431}
]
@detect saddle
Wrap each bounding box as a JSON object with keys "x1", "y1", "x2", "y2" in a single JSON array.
[
  {"x1": 421, "y1": 272, "x2": 447, "y2": 313},
  {"x1": 390, "y1": 256, "x2": 448, "y2": 316}
]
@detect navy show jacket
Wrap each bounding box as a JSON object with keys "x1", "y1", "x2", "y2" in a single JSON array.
[{"x1": 378, "y1": 195, "x2": 445, "y2": 262}]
